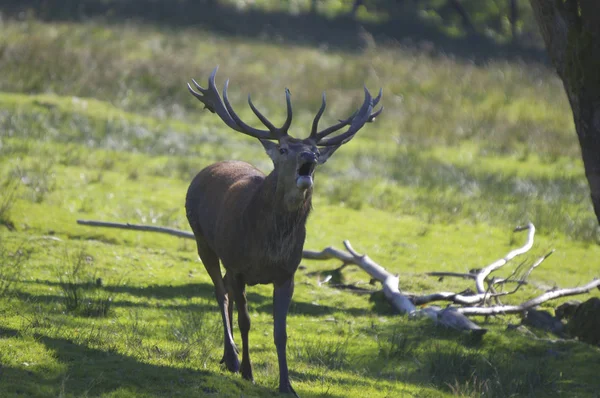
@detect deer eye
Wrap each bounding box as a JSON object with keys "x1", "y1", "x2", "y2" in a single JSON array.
[{"x1": 279, "y1": 147, "x2": 288, "y2": 155}]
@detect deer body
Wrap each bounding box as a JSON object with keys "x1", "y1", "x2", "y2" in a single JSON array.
[
  {"x1": 186, "y1": 160, "x2": 311, "y2": 286},
  {"x1": 185, "y1": 67, "x2": 381, "y2": 396}
]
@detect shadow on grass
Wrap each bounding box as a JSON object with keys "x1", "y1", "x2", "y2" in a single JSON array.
[
  {"x1": 0, "y1": 325, "x2": 279, "y2": 397},
  {"x1": 0, "y1": 0, "x2": 547, "y2": 64},
  {"x1": 291, "y1": 319, "x2": 594, "y2": 397},
  {"x1": 17, "y1": 278, "x2": 388, "y2": 317}
]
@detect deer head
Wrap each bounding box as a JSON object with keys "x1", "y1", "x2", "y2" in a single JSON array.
[{"x1": 187, "y1": 67, "x2": 383, "y2": 211}]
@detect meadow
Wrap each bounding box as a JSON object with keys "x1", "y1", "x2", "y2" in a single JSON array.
[{"x1": 0, "y1": 10, "x2": 599, "y2": 397}]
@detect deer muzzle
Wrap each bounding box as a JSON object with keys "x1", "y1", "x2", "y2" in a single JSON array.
[{"x1": 296, "y1": 152, "x2": 317, "y2": 190}]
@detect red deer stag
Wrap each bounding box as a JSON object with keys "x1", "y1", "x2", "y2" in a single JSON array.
[{"x1": 185, "y1": 67, "x2": 382, "y2": 396}]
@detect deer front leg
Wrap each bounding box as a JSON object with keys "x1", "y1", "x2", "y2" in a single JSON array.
[
  {"x1": 197, "y1": 246, "x2": 239, "y2": 373},
  {"x1": 273, "y1": 276, "x2": 298, "y2": 397},
  {"x1": 232, "y1": 274, "x2": 253, "y2": 382},
  {"x1": 221, "y1": 272, "x2": 238, "y2": 365},
  {"x1": 216, "y1": 290, "x2": 239, "y2": 373}
]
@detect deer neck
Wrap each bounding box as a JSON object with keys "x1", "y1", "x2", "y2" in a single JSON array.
[{"x1": 251, "y1": 169, "x2": 312, "y2": 227}]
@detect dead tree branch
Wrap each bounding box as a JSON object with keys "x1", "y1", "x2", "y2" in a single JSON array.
[
  {"x1": 475, "y1": 223, "x2": 535, "y2": 294},
  {"x1": 499, "y1": 250, "x2": 555, "y2": 296},
  {"x1": 77, "y1": 219, "x2": 195, "y2": 239},
  {"x1": 409, "y1": 291, "x2": 487, "y2": 306},
  {"x1": 459, "y1": 279, "x2": 600, "y2": 316},
  {"x1": 303, "y1": 241, "x2": 486, "y2": 334},
  {"x1": 305, "y1": 241, "x2": 417, "y2": 315},
  {"x1": 426, "y1": 272, "x2": 476, "y2": 280}
]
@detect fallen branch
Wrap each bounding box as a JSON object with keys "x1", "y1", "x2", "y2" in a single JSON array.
[
  {"x1": 305, "y1": 242, "x2": 417, "y2": 315},
  {"x1": 409, "y1": 291, "x2": 487, "y2": 306},
  {"x1": 77, "y1": 219, "x2": 195, "y2": 239},
  {"x1": 305, "y1": 241, "x2": 486, "y2": 334},
  {"x1": 475, "y1": 223, "x2": 535, "y2": 295},
  {"x1": 498, "y1": 250, "x2": 555, "y2": 297},
  {"x1": 459, "y1": 279, "x2": 600, "y2": 316},
  {"x1": 426, "y1": 272, "x2": 476, "y2": 280}
]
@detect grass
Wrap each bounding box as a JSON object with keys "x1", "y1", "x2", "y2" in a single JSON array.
[
  {"x1": 0, "y1": 15, "x2": 599, "y2": 398},
  {"x1": 0, "y1": 240, "x2": 29, "y2": 296},
  {"x1": 426, "y1": 344, "x2": 556, "y2": 397},
  {"x1": 55, "y1": 245, "x2": 115, "y2": 317}
]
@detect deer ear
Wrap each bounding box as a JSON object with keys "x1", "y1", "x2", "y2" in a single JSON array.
[
  {"x1": 260, "y1": 139, "x2": 279, "y2": 162},
  {"x1": 317, "y1": 145, "x2": 341, "y2": 164}
]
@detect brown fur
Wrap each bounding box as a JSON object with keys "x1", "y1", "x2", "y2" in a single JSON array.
[{"x1": 186, "y1": 160, "x2": 312, "y2": 285}]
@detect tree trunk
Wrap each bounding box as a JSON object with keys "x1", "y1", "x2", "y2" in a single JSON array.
[
  {"x1": 349, "y1": 0, "x2": 363, "y2": 19},
  {"x1": 529, "y1": 0, "x2": 600, "y2": 224},
  {"x1": 508, "y1": 0, "x2": 519, "y2": 40},
  {"x1": 448, "y1": 0, "x2": 477, "y2": 36}
]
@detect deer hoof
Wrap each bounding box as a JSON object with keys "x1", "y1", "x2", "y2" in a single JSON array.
[
  {"x1": 279, "y1": 381, "x2": 299, "y2": 397},
  {"x1": 241, "y1": 369, "x2": 254, "y2": 382},
  {"x1": 220, "y1": 350, "x2": 240, "y2": 373}
]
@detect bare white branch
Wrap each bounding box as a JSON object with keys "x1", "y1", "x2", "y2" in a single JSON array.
[
  {"x1": 475, "y1": 223, "x2": 535, "y2": 294},
  {"x1": 307, "y1": 240, "x2": 486, "y2": 333},
  {"x1": 410, "y1": 291, "x2": 487, "y2": 306},
  {"x1": 459, "y1": 279, "x2": 600, "y2": 316}
]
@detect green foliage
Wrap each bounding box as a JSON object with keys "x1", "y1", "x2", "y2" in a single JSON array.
[
  {"x1": 377, "y1": 328, "x2": 417, "y2": 360},
  {"x1": 425, "y1": 344, "x2": 556, "y2": 397},
  {"x1": 10, "y1": 159, "x2": 56, "y2": 204},
  {"x1": 0, "y1": 176, "x2": 19, "y2": 229},
  {"x1": 56, "y1": 247, "x2": 115, "y2": 317},
  {"x1": 168, "y1": 308, "x2": 222, "y2": 366},
  {"x1": 0, "y1": 241, "x2": 29, "y2": 296},
  {"x1": 295, "y1": 336, "x2": 351, "y2": 370}
]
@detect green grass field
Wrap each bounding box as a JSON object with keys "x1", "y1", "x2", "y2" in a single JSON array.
[{"x1": 1, "y1": 15, "x2": 599, "y2": 397}]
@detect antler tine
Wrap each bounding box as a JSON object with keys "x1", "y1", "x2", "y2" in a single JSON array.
[
  {"x1": 248, "y1": 94, "x2": 278, "y2": 132},
  {"x1": 317, "y1": 87, "x2": 376, "y2": 147},
  {"x1": 312, "y1": 88, "x2": 380, "y2": 142},
  {"x1": 314, "y1": 87, "x2": 383, "y2": 146},
  {"x1": 187, "y1": 82, "x2": 238, "y2": 132},
  {"x1": 366, "y1": 88, "x2": 383, "y2": 122},
  {"x1": 188, "y1": 66, "x2": 279, "y2": 141},
  {"x1": 221, "y1": 80, "x2": 280, "y2": 140},
  {"x1": 309, "y1": 92, "x2": 327, "y2": 139},
  {"x1": 246, "y1": 88, "x2": 293, "y2": 139},
  {"x1": 187, "y1": 66, "x2": 222, "y2": 114},
  {"x1": 372, "y1": 87, "x2": 383, "y2": 107},
  {"x1": 280, "y1": 88, "x2": 293, "y2": 134},
  {"x1": 369, "y1": 105, "x2": 384, "y2": 122},
  {"x1": 314, "y1": 110, "x2": 357, "y2": 141},
  {"x1": 187, "y1": 82, "x2": 204, "y2": 100}
]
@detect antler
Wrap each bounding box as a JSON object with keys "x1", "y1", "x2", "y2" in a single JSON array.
[
  {"x1": 309, "y1": 87, "x2": 383, "y2": 146},
  {"x1": 187, "y1": 66, "x2": 292, "y2": 140}
]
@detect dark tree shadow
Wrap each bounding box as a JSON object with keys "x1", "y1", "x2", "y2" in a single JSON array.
[
  {"x1": 17, "y1": 278, "x2": 390, "y2": 317},
  {"x1": 288, "y1": 318, "x2": 599, "y2": 396},
  {"x1": 0, "y1": 0, "x2": 547, "y2": 64},
  {"x1": 0, "y1": 326, "x2": 235, "y2": 397}
]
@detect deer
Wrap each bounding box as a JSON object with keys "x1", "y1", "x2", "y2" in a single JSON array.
[{"x1": 185, "y1": 66, "x2": 382, "y2": 396}]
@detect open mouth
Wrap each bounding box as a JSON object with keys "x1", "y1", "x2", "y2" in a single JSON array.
[
  {"x1": 296, "y1": 161, "x2": 316, "y2": 190},
  {"x1": 298, "y1": 161, "x2": 315, "y2": 177}
]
